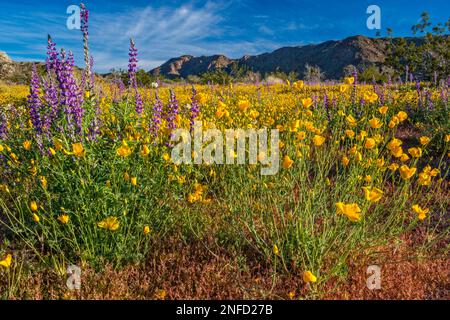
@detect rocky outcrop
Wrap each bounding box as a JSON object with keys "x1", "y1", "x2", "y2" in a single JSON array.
[{"x1": 151, "y1": 54, "x2": 234, "y2": 78}]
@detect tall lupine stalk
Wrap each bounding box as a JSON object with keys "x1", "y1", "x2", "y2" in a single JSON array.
[
  {"x1": 351, "y1": 66, "x2": 358, "y2": 116},
  {"x1": 150, "y1": 92, "x2": 163, "y2": 140},
  {"x1": 190, "y1": 86, "x2": 200, "y2": 132},
  {"x1": 128, "y1": 39, "x2": 143, "y2": 115},
  {"x1": 80, "y1": 3, "x2": 91, "y2": 89},
  {"x1": 128, "y1": 39, "x2": 138, "y2": 86},
  {"x1": 166, "y1": 89, "x2": 179, "y2": 144},
  {"x1": 323, "y1": 92, "x2": 331, "y2": 122},
  {"x1": 46, "y1": 35, "x2": 59, "y2": 74},
  {"x1": 28, "y1": 64, "x2": 43, "y2": 134},
  {"x1": 89, "y1": 56, "x2": 95, "y2": 88},
  {"x1": 0, "y1": 112, "x2": 8, "y2": 140}
]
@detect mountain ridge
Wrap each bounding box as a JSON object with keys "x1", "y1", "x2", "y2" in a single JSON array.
[{"x1": 150, "y1": 35, "x2": 406, "y2": 80}]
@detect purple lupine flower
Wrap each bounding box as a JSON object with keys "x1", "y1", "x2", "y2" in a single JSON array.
[
  {"x1": 128, "y1": 39, "x2": 138, "y2": 87},
  {"x1": 46, "y1": 35, "x2": 59, "y2": 74},
  {"x1": 323, "y1": 92, "x2": 331, "y2": 122},
  {"x1": 351, "y1": 66, "x2": 358, "y2": 107},
  {"x1": 0, "y1": 112, "x2": 8, "y2": 140},
  {"x1": 128, "y1": 39, "x2": 143, "y2": 115},
  {"x1": 166, "y1": 89, "x2": 179, "y2": 144},
  {"x1": 135, "y1": 89, "x2": 143, "y2": 115},
  {"x1": 189, "y1": 86, "x2": 200, "y2": 132},
  {"x1": 80, "y1": 3, "x2": 91, "y2": 88},
  {"x1": 28, "y1": 64, "x2": 43, "y2": 134},
  {"x1": 42, "y1": 79, "x2": 59, "y2": 130},
  {"x1": 57, "y1": 49, "x2": 83, "y2": 136},
  {"x1": 117, "y1": 78, "x2": 125, "y2": 97},
  {"x1": 150, "y1": 92, "x2": 163, "y2": 140}
]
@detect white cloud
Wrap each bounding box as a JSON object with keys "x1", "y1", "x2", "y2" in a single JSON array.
[{"x1": 1, "y1": 1, "x2": 283, "y2": 73}]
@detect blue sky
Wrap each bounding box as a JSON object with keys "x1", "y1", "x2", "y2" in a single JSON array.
[{"x1": 1, "y1": 0, "x2": 449, "y2": 72}]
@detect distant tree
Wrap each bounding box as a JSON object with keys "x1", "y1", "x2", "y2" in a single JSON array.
[
  {"x1": 229, "y1": 63, "x2": 248, "y2": 82},
  {"x1": 264, "y1": 70, "x2": 298, "y2": 83},
  {"x1": 303, "y1": 64, "x2": 324, "y2": 82},
  {"x1": 358, "y1": 65, "x2": 388, "y2": 83},
  {"x1": 200, "y1": 69, "x2": 232, "y2": 85},
  {"x1": 386, "y1": 12, "x2": 450, "y2": 82},
  {"x1": 342, "y1": 65, "x2": 356, "y2": 78},
  {"x1": 186, "y1": 75, "x2": 201, "y2": 84}
]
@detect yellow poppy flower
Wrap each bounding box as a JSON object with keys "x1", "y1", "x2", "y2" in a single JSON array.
[
  {"x1": 116, "y1": 140, "x2": 132, "y2": 157},
  {"x1": 72, "y1": 143, "x2": 85, "y2": 157},
  {"x1": 408, "y1": 147, "x2": 422, "y2": 158},
  {"x1": 23, "y1": 140, "x2": 31, "y2": 150},
  {"x1": 58, "y1": 215, "x2": 70, "y2": 224},
  {"x1": 362, "y1": 186, "x2": 383, "y2": 202},
  {"x1": 32, "y1": 213, "x2": 40, "y2": 223},
  {"x1": 313, "y1": 135, "x2": 325, "y2": 146},
  {"x1": 342, "y1": 156, "x2": 350, "y2": 167},
  {"x1": 418, "y1": 172, "x2": 431, "y2": 186},
  {"x1": 336, "y1": 202, "x2": 361, "y2": 222},
  {"x1": 97, "y1": 216, "x2": 120, "y2": 231},
  {"x1": 412, "y1": 204, "x2": 429, "y2": 221},
  {"x1": 397, "y1": 111, "x2": 408, "y2": 121},
  {"x1": 140, "y1": 145, "x2": 150, "y2": 156},
  {"x1": 378, "y1": 106, "x2": 388, "y2": 114},
  {"x1": 273, "y1": 244, "x2": 279, "y2": 255},
  {"x1": 0, "y1": 254, "x2": 12, "y2": 268},
  {"x1": 419, "y1": 136, "x2": 430, "y2": 145},
  {"x1": 301, "y1": 98, "x2": 313, "y2": 109},
  {"x1": 388, "y1": 163, "x2": 399, "y2": 171},
  {"x1": 238, "y1": 100, "x2": 250, "y2": 111},
  {"x1": 363, "y1": 92, "x2": 378, "y2": 103},
  {"x1": 282, "y1": 155, "x2": 294, "y2": 169},
  {"x1": 400, "y1": 153, "x2": 410, "y2": 162},
  {"x1": 368, "y1": 117, "x2": 382, "y2": 129},
  {"x1": 364, "y1": 138, "x2": 376, "y2": 149},
  {"x1": 344, "y1": 76, "x2": 354, "y2": 85},
  {"x1": 346, "y1": 115, "x2": 357, "y2": 127},
  {"x1": 303, "y1": 271, "x2": 317, "y2": 283},
  {"x1": 30, "y1": 201, "x2": 38, "y2": 212},
  {"x1": 39, "y1": 176, "x2": 47, "y2": 189},
  {"x1": 345, "y1": 129, "x2": 355, "y2": 138},
  {"x1": 399, "y1": 165, "x2": 416, "y2": 180}
]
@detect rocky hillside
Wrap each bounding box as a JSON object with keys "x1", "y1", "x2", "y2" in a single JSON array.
[
  {"x1": 0, "y1": 51, "x2": 46, "y2": 84},
  {"x1": 150, "y1": 35, "x2": 395, "y2": 80}
]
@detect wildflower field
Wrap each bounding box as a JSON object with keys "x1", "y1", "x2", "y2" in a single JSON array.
[{"x1": 0, "y1": 6, "x2": 449, "y2": 300}]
